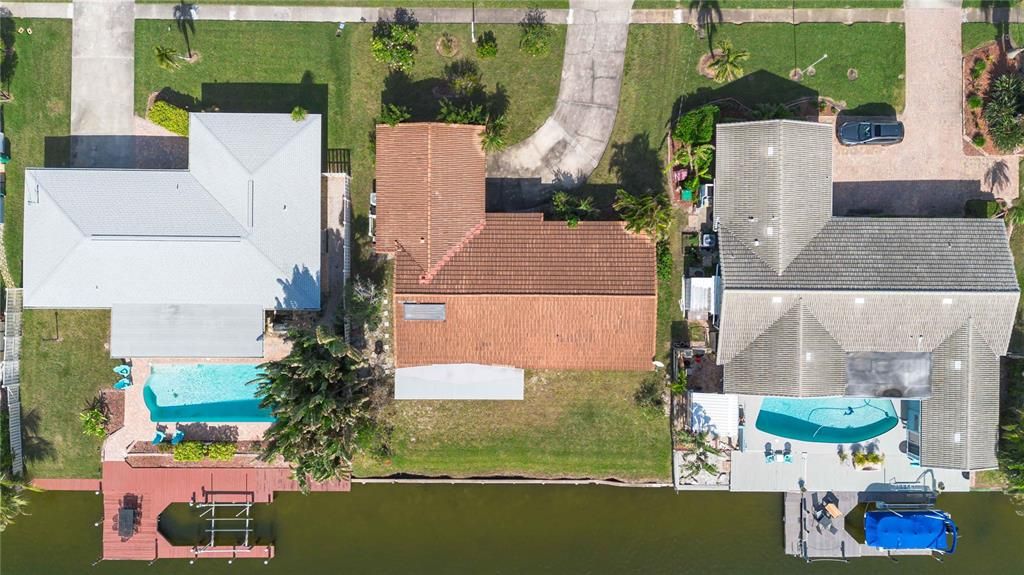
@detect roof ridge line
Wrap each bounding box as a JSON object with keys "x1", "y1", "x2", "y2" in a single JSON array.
[
  {"x1": 426, "y1": 124, "x2": 433, "y2": 267},
  {"x1": 725, "y1": 298, "x2": 801, "y2": 364},
  {"x1": 419, "y1": 218, "x2": 488, "y2": 284}
]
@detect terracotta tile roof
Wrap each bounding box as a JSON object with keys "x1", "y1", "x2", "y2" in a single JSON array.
[
  {"x1": 395, "y1": 213, "x2": 657, "y2": 295},
  {"x1": 374, "y1": 123, "x2": 486, "y2": 274},
  {"x1": 394, "y1": 294, "x2": 657, "y2": 370}
]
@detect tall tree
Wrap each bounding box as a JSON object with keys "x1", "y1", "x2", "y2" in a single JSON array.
[
  {"x1": 1, "y1": 474, "x2": 42, "y2": 532},
  {"x1": 614, "y1": 189, "x2": 673, "y2": 242},
  {"x1": 708, "y1": 39, "x2": 749, "y2": 84},
  {"x1": 254, "y1": 327, "x2": 371, "y2": 492}
]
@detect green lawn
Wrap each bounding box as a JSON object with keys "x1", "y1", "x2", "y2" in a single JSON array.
[
  {"x1": 2, "y1": 19, "x2": 73, "y2": 287},
  {"x1": 138, "y1": 0, "x2": 568, "y2": 6},
  {"x1": 20, "y1": 310, "x2": 118, "y2": 479},
  {"x1": 135, "y1": 20, "x2": 564, "y2": 246},
  {"x1": 963, "y1": 23, "x2": 1024, "y2": 54},
  {"x1": 636, "y1": 1, "x2": 902, "y2": 6},
  {"x1": 355, "y1": 371, "x2": 671, "y2": 482}
]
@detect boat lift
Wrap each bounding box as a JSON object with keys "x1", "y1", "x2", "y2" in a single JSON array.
[{"x1": 190, "y1": 491, "x2": 257, "y2": 555}]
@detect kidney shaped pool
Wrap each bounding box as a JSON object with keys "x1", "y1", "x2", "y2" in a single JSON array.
[{"x1": 754, "y1": 397, "x2": 899, "y2": 443}]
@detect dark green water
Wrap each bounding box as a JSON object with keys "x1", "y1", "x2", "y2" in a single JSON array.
[{"x1": 2, "y1": 486, "x2": 1023, "y2": 574}]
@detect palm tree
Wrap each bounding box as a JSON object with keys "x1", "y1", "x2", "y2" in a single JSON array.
[
  {"x1": 253, "y1": 327, "x2": 371, "y2": 492},
  {"x1": 154, "y1": 46, "x2": 180, "y2": 71},
  {"x1": 1004, "y1": 202, "x2": 1024, "y2": 233},
  {"x1": 1, "y1": 473, "x2": 42, "y2": 532},
  {"x1": 678, "y1": 431, "x2": 724, "y2": 482},
  {"x1": 674, "y1": 142, "x2": 714, "y2": 174},
  {"x1": 708, "y1": 39, "x2": 749, "y2": 84},
  {"x1": 614, "y1": 189, "x2": 672, "y2": 241}
]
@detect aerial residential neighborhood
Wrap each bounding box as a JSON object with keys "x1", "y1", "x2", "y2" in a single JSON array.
[{"x1": 1, "y1": 0, "x2": 1024, "y2": 572}]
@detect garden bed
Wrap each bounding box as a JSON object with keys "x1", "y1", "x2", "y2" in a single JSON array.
[
  {"x1": 100, "y1": 389, "x2": 124, "y2": 435},
  {"x1": 125, "y1": 440, "x2": 278, "y2": 468},
  {"x1": 962, "y1": 41, "x2": 1021, "y2": 156}
]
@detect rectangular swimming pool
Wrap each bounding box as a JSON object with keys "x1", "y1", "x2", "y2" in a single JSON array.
[{"x1": 143, "y1": 363, "x2": 273, "y2": 423}]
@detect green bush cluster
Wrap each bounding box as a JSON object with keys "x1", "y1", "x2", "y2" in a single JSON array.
[
  {"x1": 291, "y1": 106, "x2": 308, "y2": 122},
  {"x1": 378, "y1": 103, "x2": 411, "y2": 127},
  {"x1": 984, "y1": 74, "x2": 1024, "y2": 152},
  {"x1": 438, "y1": 98, "x2": 487, "y2": 125},
  {"x1": 371, "y1": 16, "x2": 418, "y2": 71},
  {"x1": 971, "y1": 58, "x2": 988, "y2": 80},
  {"x1": 476, "y1": 31, "x2": 498, "y2": 59},
  {"x1": 633, "y1": 373, "x2": 665, "y2": 411},
  {"x1": 519, "y1": 8, "x2": 552, "y2": 57},
  {"x1": 853, "y1": 451, "x2": 884, "y2": 466},
  {"x1": 968, "y1": 94, "x2": 983, "y2": 110},
  {"x1": 79, "y1": 408, "x2": 108, "y2": 439},
  {"x1": 972, "y1": 133, "x2": 987, "y2": 148},
  {"x1": 481, "y1": 114, "x2": 508, "y2": 152},
  {"x1": 673, "y1": 105, "x2": 719, "y2": 144},
  {"x1": 147, "y1": 100, "x2": 189, "y2": 136},
  {"x1": 172, "y1": 441, "x2": 237, "y2": 462},
  {"x1": 656, "y1": 240, "x2": 673, "y2": 281},
  {"x1": 965, "y1": 198, "x2": 999, "y2": 218},
  {"x1": 551, "y1": 191, "x2": 597, "y2": 228}
]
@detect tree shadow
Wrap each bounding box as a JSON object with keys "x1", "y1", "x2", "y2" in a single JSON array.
[
  {"x1": 177, "y1": 423, "x2": 239, "y2": 442},
  {"x1": 173, "y1": 2, "x2": 197, "y2": 59},
  {"x1": 20, "y1": 408, "x2": 56, "y2": 464},
  {"x1": 689, "y1": 0, "x2": 722, "y2": 53},
  {"x1": 980, "y1": 0, "x2": 1012, "y2": 47},
  {"x1": 381, "y1": 69, "x2": 448, "y2": 122},
  {"x1": 275, "y1": 264, "x2": 321, "y2": 310},
  {"x1": 985, "y1": 159, "x2": 1011, "y2": 195},
  {"x1": 1, "y1": 9, "x2": 16, "y2": 93},
  {"x1": 609, "y1": 132, "x2": 665, "y2": 197}
]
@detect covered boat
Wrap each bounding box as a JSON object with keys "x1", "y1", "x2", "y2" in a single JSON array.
[{"x1": 864, "y1": 509, "x2": 958, "y2": 554}]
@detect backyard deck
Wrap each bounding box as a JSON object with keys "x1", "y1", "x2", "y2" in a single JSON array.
[{"x1": 101, "y1": 461, "x2": 349, "y2": 561}]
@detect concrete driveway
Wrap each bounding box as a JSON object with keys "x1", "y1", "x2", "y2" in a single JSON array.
[
  {"x1": 71, "y1": 0, "x2": 135, "y2": 137},
  {"x1": 831, "y1": 3, "x2": 1018, "y2": 217}
]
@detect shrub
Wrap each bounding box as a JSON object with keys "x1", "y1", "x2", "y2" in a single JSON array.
[
  {"x1": 972, "y1": 132, "x2": 987, "y2": 148},
  {"x1": 207, "y1": 443, "x2": 237, "y2": 461},
  {"x1": 79, "y1": 408, "x2": 108, "y2": 439},
  {"x1": 378, "y1": 103, "x2": 411, "y2": 126},
  {"x1": 437, "y1": 32, "x2": 458, "y2": 58},
  {"x1": 173, "y1": 441, "x2": 206, "y2": 462},
  {"x1": 519, "y1": 7, "x2": 552, "y2": 56},
  {"x1": 291, "y1": 106, "x2": 308, "y2": 122},
  {"x1": 972, "y1": 58, "x2": 988, "y2": 80},
  {"x1": 346, "y1": 276, "x2": 386, "y2": 333},
  {"x1": 437, "y1": 98, "x2": 487, "y2": 125},
  {"x1": 476, "y1": 30, "x2": 498, "y2": 58},
  {"x1": 633, "y1": 374, "x2": 665, "y2": 410},
  {"x1": 965, "y1": 198, "x2": 1000, "y2": 218},
  {"x1": 673, "y1": 105, "x2": 719, "y2": 145},
  {"x1": 656, "y1": 240, "x2": 673, "y2": 281},
  {"x1": 147, "y1": 100, "x2": 189, "y2": 136},
  {"x1": 853, "y1": 451, "x2": 884, "y2": 466},
  {"x1": 371, "y1": 12, "x2": 418, "y2": 71},
  {"x1": 551, "y1": 191, "x2": 597, "y2": 228},
  {"x1": 444, "y1": 58, "x2": 484, "y2": 99},
  {"x1": 968, "y1": 94, "x2": 983, "y2": 109},
  {"x1": 481, "y1": 113, "x2": 508, "y2": 152},
  {"x1": 670, "y1": 369, "x2": 687, "y2": 395},
  {"x1": 984, "y1": 74, "x2": 1024, "y2": 152}
]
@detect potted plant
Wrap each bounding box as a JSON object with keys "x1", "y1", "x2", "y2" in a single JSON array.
[{"x1": 853, "y1": 451, "x2": 885, "y2": 471}]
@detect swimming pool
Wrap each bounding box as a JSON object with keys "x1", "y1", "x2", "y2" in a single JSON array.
[
  {"x1": 754, "y1": 397, "x2": 898, "y2": 443},
  {"x1": 143, "y1": 364, "x2": 273, "y2": 423}
]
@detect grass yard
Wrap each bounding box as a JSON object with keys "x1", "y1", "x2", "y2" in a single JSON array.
[
  {"x1": 135, "y1": 20, "x2": 564, "y2": 241},
  {"x1": 962, "y1": 23, "x2": 1024, "y2": 54},
  {"x1": 355, "y1": 371, "x2": 671, "y2": 482},
  {"x1": 20, "y1": 310, "x2": 118, "y2": 479},
  {"x1": 2, "y1": 19, "x2": 72, "y2": 287},
  {"x1": 138, "y1": 0, "x2": 568, "y2": 6}
]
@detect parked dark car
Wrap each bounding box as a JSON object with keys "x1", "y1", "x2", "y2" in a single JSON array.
[{"x1": 837, "y1": 120, "x2": 904, "y2": 146}]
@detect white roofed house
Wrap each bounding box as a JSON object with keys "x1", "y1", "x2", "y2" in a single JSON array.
[
  {"x1": 23, "y1": 113, "x2": 331, "y2": 358},
  {"x1": 715, "y1": 120, "x2": 1019, "y2": 492}
]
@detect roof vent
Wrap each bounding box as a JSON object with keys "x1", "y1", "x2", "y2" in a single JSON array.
[
  {"x1": 753, "y1": 239, "x2": 760, "y2": 246},
  {"x1": 766, "y1": 226, "x2": 774, "y2": 236},
  {"x1": 854, "y1": 297, "x2": 865, "y2": 305},
  {"x1": 942, "y1": 298, "x2": 953, "y2": 305},
  {"x1": 771, "y1": 296, "x2": 782, "y2": 304},
  {"x1": 953, "y1": 360, "x2": 962, "y2": 371},
  {"x1": 766, "y1": 146, "x2": 775, "y2": 156}
]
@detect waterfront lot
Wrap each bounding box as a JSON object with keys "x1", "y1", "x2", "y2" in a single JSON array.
[{"x1": 355, "y1": 370, "x2": 671, "y2": 482}]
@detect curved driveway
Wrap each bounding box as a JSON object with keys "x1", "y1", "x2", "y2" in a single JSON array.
[
  {"x1": 832, "y1": 1, "x2": 1019, "y2": 217},
  {"x1": 486, "y1": 0, "x2": 633, "y2": 186}
]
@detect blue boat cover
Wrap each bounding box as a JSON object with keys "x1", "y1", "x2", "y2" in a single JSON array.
[{"x1": 865, "y1": 510, "x2": 957, "y2": 554}]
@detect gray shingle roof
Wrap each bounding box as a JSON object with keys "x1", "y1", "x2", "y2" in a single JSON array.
[
  {"x1": 24, "y1": 113, "x2": 323, "y2": 310},
  {"x1": 715, "y1": 120, "x2": 1018, "y2": 471}
]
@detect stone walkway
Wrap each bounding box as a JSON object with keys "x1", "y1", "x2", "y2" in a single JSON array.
[
  {"x1": 486, "y1": 0, "x2": 631, "y2": 185},
  {"x1": 831, "y1": 2, "x2": 1019, "y2": 217}
]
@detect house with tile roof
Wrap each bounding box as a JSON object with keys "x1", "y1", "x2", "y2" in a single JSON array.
[
  {"x1": 23, "y1": 113, "x2": 328, "y2": 358},
  {"x1": 716, "y1": 120, "x2": 1018, "y2": 479},
  {"x1": 374, "y1": 123, "x2": 657, "y2": 399}
]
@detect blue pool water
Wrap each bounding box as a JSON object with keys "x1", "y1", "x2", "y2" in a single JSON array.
[
  {"x1": 143, "y1": 364, "x2": 273, "y2": 423},
  {"x1": 755, "y1": 397, "x2": 899, "y2": 443}
]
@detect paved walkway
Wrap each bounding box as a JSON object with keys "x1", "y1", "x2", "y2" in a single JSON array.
[
  {"x1": 486, "y1": 0, "x2": 632, "y2": 185},
  {"x1": 70, "y1": 0, "x2": 134, "y2": 139},
  {"x1": 831, "y1": 2, "x2": 1019, "y2": 217}
]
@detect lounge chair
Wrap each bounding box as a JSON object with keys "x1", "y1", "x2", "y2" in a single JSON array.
[
  {"x1": 114, "y1": 364, "x2": 131, "y2": 377},
  {"x1": 784, "y1": 452, "x2": 794, "y2": 464},
  {"x1": 765, "y1": 452, "x2": 776, "y2": 464},
  {"x1": 113, "y1": 378, "x2": 132, "y2": 390},
  {"x1": 170, "y1": 430, "x2": 185, "y2": 445},
  {"x1": 152, "y1": 431, "x2": 165, "y2": 445}
]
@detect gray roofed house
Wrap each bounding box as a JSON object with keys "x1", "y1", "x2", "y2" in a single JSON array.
[
  {"x1": 23, "y1": 113, "x2": 324, "y2": 358},
  {"x1": 715, "y1": 120, "x2": 1019, "y2": 471}
]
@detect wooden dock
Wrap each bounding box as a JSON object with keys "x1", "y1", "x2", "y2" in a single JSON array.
[{"x1": 101, "y1": 462, "x2": 349, "y2": 561}]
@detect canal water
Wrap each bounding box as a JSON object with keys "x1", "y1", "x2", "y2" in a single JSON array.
[{"x1": 2, "y1": 485, "x2": 1023, "y2": 574}]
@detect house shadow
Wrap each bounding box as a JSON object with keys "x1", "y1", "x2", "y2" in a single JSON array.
[
  {"x1": 673, "y1": 70, "x2": 820, "y2": 125},
  {"x1": 43, "y1": 135, "x2": 189, "y2": 169},
  {"x1": 978, "y1": 0, "x2": 1013, "y2": 44},
  {"x1": 833, "y1": 180, "x2": 993, "y2": 218}
]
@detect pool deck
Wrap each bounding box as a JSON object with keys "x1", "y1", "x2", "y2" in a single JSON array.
[
  {"x1": 730, "y1": 396, "x2": 970, "y2": 492},
  {"x1": 101, "y1": 461, "x2": 349, "y2": 561}
]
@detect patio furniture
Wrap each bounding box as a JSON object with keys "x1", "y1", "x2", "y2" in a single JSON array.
[
  {"x1": 152, "y1": 431, "x2": 165, "y2": 445},
  {"x1": 170, "y1": 429, "x2": 185, "y2": 445},
  {"x1": 113, "y1": 364, "x2": 131, "y2": 377},
  {"x1": 113, "y1": 378, "x2": 132, "y2": 390},
  {"x1": 824, "y1": 503, "x2": 842, "y2": 519},
  {"x1": 117, "y1": 507, "x2": 136, "y2": 539}
]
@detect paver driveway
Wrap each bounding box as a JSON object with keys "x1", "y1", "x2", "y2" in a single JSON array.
[{"x1": 831, "y1": 2, "x2": 1019, "y2": 217}]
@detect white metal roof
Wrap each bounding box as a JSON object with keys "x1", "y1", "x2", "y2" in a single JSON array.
[
  {"x1": 110, "y1": 303, "x2": 264, "y2": 358},
  {"x1": 690, "y1": 392, "x2": 738, "y2": 438},
  {"x1": 23, "y1": 113, "x2": 323, "y2": 310},
  {"x1": 395, "y1": 364, "x2": 524, "y2": 400}
]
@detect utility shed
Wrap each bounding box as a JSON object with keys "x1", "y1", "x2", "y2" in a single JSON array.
[{"x1": 110, "y1": 303, "x2": 264, "y2": 358}]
